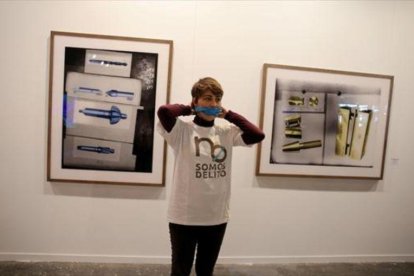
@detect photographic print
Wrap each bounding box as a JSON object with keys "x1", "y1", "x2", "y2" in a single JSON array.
[
  {"x1": 256, "y1": 64, "x2": 393, "y2": 179},
  {"x1": 47, "y1": 31, "x2": 173, "y2": 185}
]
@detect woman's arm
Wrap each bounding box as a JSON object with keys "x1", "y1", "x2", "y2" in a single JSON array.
[
  {"x1": 224, "y1": 110, "x2": 265, "y2": 145},
  {"x1": 157, "y1": 104, "x2": 192, "y2": 133}
]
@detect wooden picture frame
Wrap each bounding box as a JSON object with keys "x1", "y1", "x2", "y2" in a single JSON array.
[
  {"x1": 47, "y1": 31, "x2": 173, "y2": 186},
  {"x1": 256, "y1": 64, "x2": 393, "y2": 179}
]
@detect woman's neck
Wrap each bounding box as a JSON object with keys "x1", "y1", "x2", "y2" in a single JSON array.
[{"x1": 193, "y1": 115, "x2": 214, "y2": 127}]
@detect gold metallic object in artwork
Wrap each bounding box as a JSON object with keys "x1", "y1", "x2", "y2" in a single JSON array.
[{"x1": 282, "y1": 140, "x2": 322, "y2": 152}]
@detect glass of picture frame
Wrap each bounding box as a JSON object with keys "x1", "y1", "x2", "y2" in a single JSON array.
[
  {"x1": 256, "y1": 64, "x2": 393, "y2": 179},
  {"x1": 47, "y1": 31, "x2": 173, "y2": 186}
]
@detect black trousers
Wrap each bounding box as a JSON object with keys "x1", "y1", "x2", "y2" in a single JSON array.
[{"x1": 169, "y1": 222, "x2": 227, "y2": 276}]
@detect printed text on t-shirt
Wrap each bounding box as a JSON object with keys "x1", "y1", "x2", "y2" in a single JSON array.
[{"x1": 194, "y1": 136, "x2": 227, "y2": 179}]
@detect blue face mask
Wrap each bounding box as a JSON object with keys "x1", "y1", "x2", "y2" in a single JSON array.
[{"x1": 194, "y1": 106, "x2": 221, "y2": 117}]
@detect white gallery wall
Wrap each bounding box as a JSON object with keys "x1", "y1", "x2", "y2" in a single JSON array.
[{"x1": 0, "y1": 1, "x2": 413, "y2": 263}]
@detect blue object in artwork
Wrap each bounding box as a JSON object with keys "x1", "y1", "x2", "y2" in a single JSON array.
[
  {"x1": 77, "y1": 145, "x2": 115, "y2": 154},
  {"x1": 106, "y1": 89, "x2": 134, "y2": 100},
  {"x1": 79, "y1": 105, "x2": 127, "y2": 125},
  {"x1": 75, "y1": 87, "x2": 102, "y2": 95},
  {"x1": 89, "y1": 59, "x2": 127, "y2": 66}
]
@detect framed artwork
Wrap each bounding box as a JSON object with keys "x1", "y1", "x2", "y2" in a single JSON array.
[
  {"x1": 256, "y1": 64, "x2": 393, "y2": 179},
  {"x1": 47, "y1": 31, "x2": 173, "y2": 186}
]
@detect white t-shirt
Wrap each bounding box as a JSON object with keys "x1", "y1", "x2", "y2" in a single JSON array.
[{"x1": 157, "y1": 118, "x2": 247, "y2": 225}]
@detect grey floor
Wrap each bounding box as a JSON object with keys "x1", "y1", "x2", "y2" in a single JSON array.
[{"x1": 1, "y1": 262, "x2": 414, "y2": 276}]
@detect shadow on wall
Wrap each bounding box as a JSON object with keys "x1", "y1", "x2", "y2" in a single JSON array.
[
  {"x1": 255, "y1": 176, "x2": 379, "y2": 192},
  {"x1": 43, "y1": 181, "x2": 166, "y2": 200}
]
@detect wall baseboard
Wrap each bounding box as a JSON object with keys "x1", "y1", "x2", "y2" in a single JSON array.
[
  {"x1": 0, "y1": 252, "x2": 170, "y2": 264},
  {"x1": 1, "y1": 252, "x2": 413, "y2": 264},
  {"x1": 217, "y1": 255, "x2": 414, "y2": 264}
]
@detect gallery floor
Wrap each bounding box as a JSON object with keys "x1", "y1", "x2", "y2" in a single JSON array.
[{"x1": 1, "y1": 261, "x2": 414, "y2": 276}]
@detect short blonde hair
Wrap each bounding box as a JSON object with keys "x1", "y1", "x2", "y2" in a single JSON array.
[{"x1": 191, "y1": 77, "x2": 223, "y2": 99}]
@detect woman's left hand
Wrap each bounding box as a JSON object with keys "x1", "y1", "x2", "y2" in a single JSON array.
[{"x1": 218, "y1": 107, "x2": 228, "y2": 118}]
